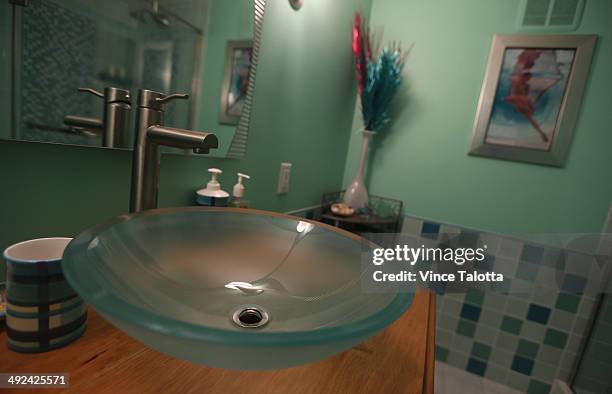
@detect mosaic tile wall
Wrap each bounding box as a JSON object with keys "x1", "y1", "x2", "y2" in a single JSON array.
[
  {"x1": 20, "y1": 0, "x2": 98, "y2": 146},
  {"x1": 292, "y1": 204, "x2": 609, "y2": 393},
  {"x1": 399, "y1": 216, "x2": 606, "y2": 394}
]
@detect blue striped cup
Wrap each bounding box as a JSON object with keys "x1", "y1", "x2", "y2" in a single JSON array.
[{"x1": 3, "y1": 237, "x2": 87, "y2": 353}]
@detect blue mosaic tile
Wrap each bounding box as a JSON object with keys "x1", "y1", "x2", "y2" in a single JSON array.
[
  {"x1": 511, "y1": 355, "x2": 534, "y2": 375},
  {"x1": 555, "y1": 293, "x2": 580, "y2": 313},
  {"x1": 461, "y1": 303, "x2": 482, "y2": 322},
  {"x1": 526, "y1": 304, "x2": 551, "y2": 325},
  {"x1": 471, "y1": 342, "x2": 492, "y2": 361},
  {"x1": 421, "y1": 222, "x2": 440, "y2": 239},
  {"x1": 435, "y1": 345, "x2": 449, "y2": 362},
  {"x1": 480, "y1": 253, "x2": 496, "y2": 271},
  {"x1": 527, "y1": 379, "x2": 551, "y2": 394},
  {"x1": 521, "y1": 244, "x2": 544, "y2": 264},
  {"x1": 467, "y1": 357, "x2": 487, "y2": 376},
  {"x1": 457, "y1": 319, "x2": 476, "y2": 337},
  {"x1": 561, "y1": 273, "x2": 587, "y2": 294}
]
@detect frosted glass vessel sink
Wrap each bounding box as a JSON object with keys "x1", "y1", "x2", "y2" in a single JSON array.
[{"x1": 62, "y1": 208, "x2": 413, "y2": 370}]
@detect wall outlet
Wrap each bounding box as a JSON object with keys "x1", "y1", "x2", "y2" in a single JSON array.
[{"x1": 277, "y1": 162, "x2": 292, "y2": 194}]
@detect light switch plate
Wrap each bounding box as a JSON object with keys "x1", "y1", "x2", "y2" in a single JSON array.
[{"x1": 277, "y1": 162, "x2": 292, "y2": 194}]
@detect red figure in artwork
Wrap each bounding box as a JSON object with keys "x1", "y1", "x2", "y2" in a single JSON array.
[{"x1": 504, "y1": 49, "x2": 562, "y2": 143}]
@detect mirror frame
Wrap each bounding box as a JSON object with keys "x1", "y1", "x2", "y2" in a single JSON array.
[{"x1": 225, "y1": 0, "x2": 266, "y2": 159}]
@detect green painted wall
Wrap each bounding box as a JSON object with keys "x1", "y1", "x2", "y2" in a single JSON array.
[
  {"x1": 0, "y1": 0, "x2": 370, "y2": 265},
  {"x1": 196, "y1": 0, "x2": 254, "y2": 157},
  {"x1": 343, "y1": 0, "x2": 612, "y2": 235}
]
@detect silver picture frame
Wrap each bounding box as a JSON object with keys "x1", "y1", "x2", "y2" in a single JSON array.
[
  {"x1": 219, "y1": 40, "x2": 254, "y2": 126},
  {"x1": 469, "y1": 34, "x2": 597, "y2": 166}
]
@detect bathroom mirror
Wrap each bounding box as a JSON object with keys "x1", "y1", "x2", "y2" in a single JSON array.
[{"x1": 0, "y1": 0, "x2": 265, "y2": 159}]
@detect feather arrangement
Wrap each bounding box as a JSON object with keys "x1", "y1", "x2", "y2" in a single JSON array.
[{"x1": 352, "y1": 13, "x2": 407, "y2": 132}]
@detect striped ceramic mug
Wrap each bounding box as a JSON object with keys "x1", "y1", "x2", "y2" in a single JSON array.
[{"x1": 3, "y1": 237, "x2": 87, "y2": 353}]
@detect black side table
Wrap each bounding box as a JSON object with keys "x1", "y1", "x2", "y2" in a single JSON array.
[{"x1": 318, "y1": 191, "x2": 403, "y2": 235}]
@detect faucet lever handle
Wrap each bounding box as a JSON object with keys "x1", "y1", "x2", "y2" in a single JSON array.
[
  {"x1": 78, "y1": 87, "x2": 105, "y2": 99},
  {"x1": 156, "y1": 93, "x2": 189, "y2": 104}
]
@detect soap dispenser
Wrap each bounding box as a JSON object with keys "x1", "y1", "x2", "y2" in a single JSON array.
[
  {"x1": 196, "y1": 168, "x2": 230, "y2": 206},
  {"x1": 229, "y1": 172, "x2": 251, "y2": 208}
]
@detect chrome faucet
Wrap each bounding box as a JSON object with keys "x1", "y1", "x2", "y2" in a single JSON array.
[
  {"x1": 64, "y1": 87, "x2": 132, "y2": 148},
  {"x1": 129, "y1": 89, "x2": 218, "y2": 213}
]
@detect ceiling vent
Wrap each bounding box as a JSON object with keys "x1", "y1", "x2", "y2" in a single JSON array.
[{"x1": 518, "y1": 0, "x2": 585, "y2": 31}]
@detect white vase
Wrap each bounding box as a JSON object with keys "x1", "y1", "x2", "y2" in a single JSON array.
[{"x1": 343, "y1": 129, "x2": 375, "y2": 209}]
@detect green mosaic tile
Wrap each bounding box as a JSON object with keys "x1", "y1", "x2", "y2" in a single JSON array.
[
  {"x1": 505, "y1": 370, "x2": 530, "y2": 391},
  {"x1": 501, "y1": 316, "x2": 522, "y2": 335},
  {"x1": 456, "y1": 319, "x2": 476, "y2": 338},
  {"x1": 517, "y1": 339, "x2": 539, "y2": 359},
  {"x1": 497, "y1": 332, "x2": 519, "y2": 352},
  {"x1": 544, "y1": 328, "x2": 568, "y2": 349},
  {"x1": 435, "y1": 345, "x2": 449, "y2": 362},
  {"x1": 465, "y1": 289, "x2": 485, "y2": 306},
  {"x1": 531, "y1": 360, "x2": 556, "y2": 382},
  {"x1": 555, "y1": 293, "x2": 580, "y2": 313},
  {"x1": 471, "y1": 342, "x2": 492, "y2": 361},
  {"x1": 527, "y1": 379, "x2": 551, "y2": 394}
]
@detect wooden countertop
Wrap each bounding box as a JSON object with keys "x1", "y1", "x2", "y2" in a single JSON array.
[{"x1": 1, "y1": 291, "x2": 435, "y2": 394}]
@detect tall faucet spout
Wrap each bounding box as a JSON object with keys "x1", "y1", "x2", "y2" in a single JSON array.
[{"x1": 147, "y1": 126, "x2": 218, "y2": 151}]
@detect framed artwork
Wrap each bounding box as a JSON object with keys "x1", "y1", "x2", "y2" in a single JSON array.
[
  {"x1": 219, "y1": 40, "x2": 253, "y2": 125},
  {"x1": 469, "y1": 34, "x2": 597, "y2": 166}
]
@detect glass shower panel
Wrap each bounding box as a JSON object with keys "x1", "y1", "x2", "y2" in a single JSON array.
[{"x1": 572, "y1": 294, "x2": 612, "y2": 394}]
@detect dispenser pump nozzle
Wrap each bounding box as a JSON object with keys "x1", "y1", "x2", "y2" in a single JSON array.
[
  {"x1": 207, "y1": 168, "x2": 222, "y2": 191},
  {"x1": 233, "y1": 172, "x2": 250, "y2": 198}
]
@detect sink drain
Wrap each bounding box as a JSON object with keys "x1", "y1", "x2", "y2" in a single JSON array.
[{"x1": 232, "y1": 306, "x2": 269, "y2": 328}]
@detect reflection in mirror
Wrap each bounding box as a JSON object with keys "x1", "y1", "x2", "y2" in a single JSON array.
[{"x1": 0, "y1": 0, "x2": 265, "y2": 159}]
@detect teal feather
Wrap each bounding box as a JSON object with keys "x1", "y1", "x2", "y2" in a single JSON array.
[{"x1": 360, "y1": 48, "x2": 404, "y2": 132}]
